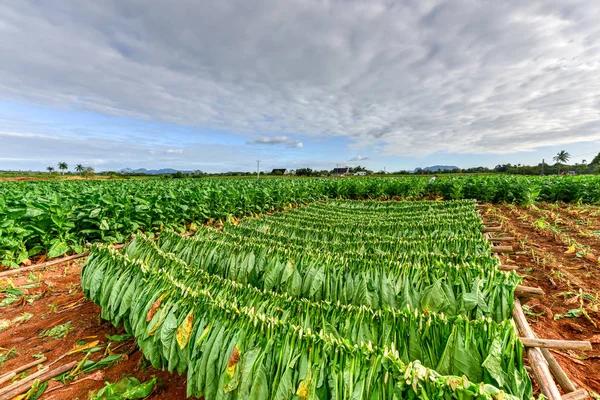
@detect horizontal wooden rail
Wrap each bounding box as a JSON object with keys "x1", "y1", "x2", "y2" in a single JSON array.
[
  {"x1": 0, "y1": 361, "x2": 78, "y2": 399},
  {"x1": 492, "y1": 245, "x2": 513, "y2": 253},
  {"x1": 481, "y1": 226, "x2": 502, "y2": 232},
  {"x1": 521, "y1": 338, "x2": 592, "y2": 351},
  {"x1": 0, "y1": 356, "x2": 47, "y2": 385},
  {"x1": 487, "y1": 237, "x2": 515, "y2": 242},
  {"x1": 515, "y1": 285, "x2": 544, "y2": 299}
]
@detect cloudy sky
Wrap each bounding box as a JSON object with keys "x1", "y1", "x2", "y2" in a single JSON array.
[{"x1": 1, "y1": 0, "x2": 600, "y2": 172}]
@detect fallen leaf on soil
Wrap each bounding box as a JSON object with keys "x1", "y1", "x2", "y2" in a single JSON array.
[
  {"x1": 565, "y1": 245, "x2": 576, "y2": 254},
  {"x1": 67, "y1": 340, "x2": 100, "y2": 355},
  {"x1": 76, "y1": 370, "x2": 104, "y2": 382},
  {"x1": 565, "y1": 322, "x2": 586, "y2": 333},
  {"x1": 22, "y1": 259, "x2": 32, "y2": 266},
  {"x1": 566, "y1": 296, "x2": 580, "y2": 305},
  {"x1": 584, "y1": 253, "x2": 597, "y2": 262}
]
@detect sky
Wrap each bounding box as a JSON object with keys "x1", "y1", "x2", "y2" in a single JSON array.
[{"x1": 1, "y1": 1, "x2": 600, "y2": 173}]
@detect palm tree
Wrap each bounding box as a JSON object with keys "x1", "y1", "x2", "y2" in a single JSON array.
[
  {"x1": 47, "y1": 166, "x2": 54, "y2": 174},
  {"x1": 75, "y1": 164, "x2": 85, "y2": 173},
  {"x1": 57, "y1": 162, "x2": 68, "y2": 175},
  {"x1": 553, "y1": 150, "x2": 570, "y2": 174}
]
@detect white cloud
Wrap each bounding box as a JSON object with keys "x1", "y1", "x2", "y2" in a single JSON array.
[
  {"x1": 166, "y1": 148, "x2": 183, "y2": 154},
  {"x1": 349, "y1": 155, "x2": 369, "y2": 161},
  {"x1": 247, "y1": 136, "x2": 303, "y2": 148},
  {"x1": 1, "y1": 1, "x2": 600, "y2": 157}
]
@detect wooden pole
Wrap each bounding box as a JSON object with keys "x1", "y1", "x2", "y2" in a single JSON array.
[
  {"x1": 487, "y1": 237, "x2": 515, "y2": 242},
  {"x1": 541, "y1": 348, "x2": 578, "y2": 393},
  {"x1": 0, "y1": 367, "x2": 49, "y2": 398},
  {"x1": 0, "y1": 356, "x2": 47, "y2": 385},
  {"x1": 491, "y1": 245, "x2": 513, "y2": 253},
  {"x1": 513, "y1": 298, "x2": 562, "y2": 400},
  {"x1": 0, "y1": 361, "x2": 77, "y2": 399},
  {"x1": 515, "y1": 285, "x2": 544, "y2": 299},
  {"x1": 520, "y1": 338, "x2": 592, "y2": 351},
  {"x1": 481, "y1": 226, "x2": 502, "y2": 232}
]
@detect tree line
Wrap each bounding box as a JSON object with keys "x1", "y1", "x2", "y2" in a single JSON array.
[{"x1": 46, "y1": 162, "x2": 95, "y2": 175}]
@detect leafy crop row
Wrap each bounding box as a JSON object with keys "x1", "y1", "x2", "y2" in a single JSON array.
[
  {"x1": 82, "y1": 200, "x2": 532, "y2": 398},
  {"x1": 3, "y1": 175, "x2": 598, "y2": 266}
]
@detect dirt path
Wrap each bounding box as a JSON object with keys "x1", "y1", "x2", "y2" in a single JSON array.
[
  {"x1": 488, "y1": 204, "x2": 600, "y2": 395},
  {"x1": 0, "y1": 260, "x2": 187, "y2": 399}
]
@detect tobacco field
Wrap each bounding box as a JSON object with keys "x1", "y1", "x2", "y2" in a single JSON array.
[{"x1": 2, "y1": 175, "x2": 600, "y2": 268}]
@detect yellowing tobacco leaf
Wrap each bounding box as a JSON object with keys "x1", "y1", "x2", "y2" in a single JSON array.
[
  {"x1": 67, "y1": 340, "x2": 100, "y2": 355},
  {"x1": 565, "y1": 245, "x2": 576, "y2": 254},
  {"x1": 226, "y1": 346, "x2": 240, "y2": 378},
  {"x1": 146, "y1": 293, "x2": 168, "y2": 322},
  {"x1": 176, "y1": 310, "x2": 194, "y2": 349},
  {"x1": 296, "y1": 379, "x2": 310, "y2": 399}
]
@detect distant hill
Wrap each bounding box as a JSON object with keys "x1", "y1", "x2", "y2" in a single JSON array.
[
  {"x1": 413, "y1": 165, "x2": 458, "y2": 173},
  {"x1": 119, "y1": 168, "x2": 196, "y2": 175}
]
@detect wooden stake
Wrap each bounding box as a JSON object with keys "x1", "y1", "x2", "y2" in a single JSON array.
[
  {"x1": 520, "y1": 338, "x2": 592, "y2": 351},
  {"x1": 487, "y1": 237, "x2": 515, "y2": 242},
  {"x1": 481, "y1": 226, "x2": 502, "y2": 232},
  {"x1": 515, "y1": 285, "x2": 544, "y2": 299},
  {"x1": 513, "y1": 298, "x2": 562, "y2": 400},
  {"x1": 540, "y1": 348, "x2": 578, "y2": 393},
  {"x1": 0, "y1": 361, "x2": 77, "y2": 399},
  {"x1": 499, "y1": 264, "x2": 519, "y2": 271},
  {"x1": 0, "y1": 367, "x2": 49, "y2": 397},
  {"x1": 562, "y1": 389, "x2": 590, "y2": 400},
  {"x1": 0, "y1": 356, "x2": 47, "y2": 385},
  {"x1": 492, "y1": 245, "x2": 513, "y2": 253}
]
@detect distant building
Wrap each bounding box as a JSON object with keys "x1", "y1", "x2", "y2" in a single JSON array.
[
  {"x1": 332, "y1": 167, "x2": 350, "y2": 175},
  {"x1": 271, "y1": 168, "x2": 289, "y2": 175},
  {"x1": 354, "y1": 171, "x2": 367, "y2": 176}
]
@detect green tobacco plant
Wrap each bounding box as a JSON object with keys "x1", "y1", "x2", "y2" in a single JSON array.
[
  {"x1": 82, "y1": 200, "x2": 533, "y2": 399},
  {"x1": 2, "y1": 176, "x2": 600, "y2": 265}
]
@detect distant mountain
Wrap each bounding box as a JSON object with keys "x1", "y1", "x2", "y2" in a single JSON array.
[
  {"x1": 119, "y1": 168, "x2": 197, "y2": 175},
  {"x1": 413, "y1": 165, "x2": 458, "y2": 173}
]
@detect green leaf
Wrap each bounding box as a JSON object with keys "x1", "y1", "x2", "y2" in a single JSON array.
[
  {"x1": 249, "y1": 363, "x2": 269, "y2": 400},
  {"x1": 100, "y1": 219, "x2": 110, "y2": 231},
  {"x1": 47, "y1": 241, "x2": 69, "y2": 258},
  {"x1": 482, "y1": 335, "x2": 506, "y2": 387}
]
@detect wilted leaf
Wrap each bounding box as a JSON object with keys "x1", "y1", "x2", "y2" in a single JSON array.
[
  {"x1": 176, "y1": 310, "x2": 194, "y2": 349},
  {"x1": 67, "y1": 340, "x2": 100, "y2": 355}
]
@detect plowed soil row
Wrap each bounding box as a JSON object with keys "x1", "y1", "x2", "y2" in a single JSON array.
[{"x1": 487, "y1": 204, "x2": 600, "y2": 395}]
